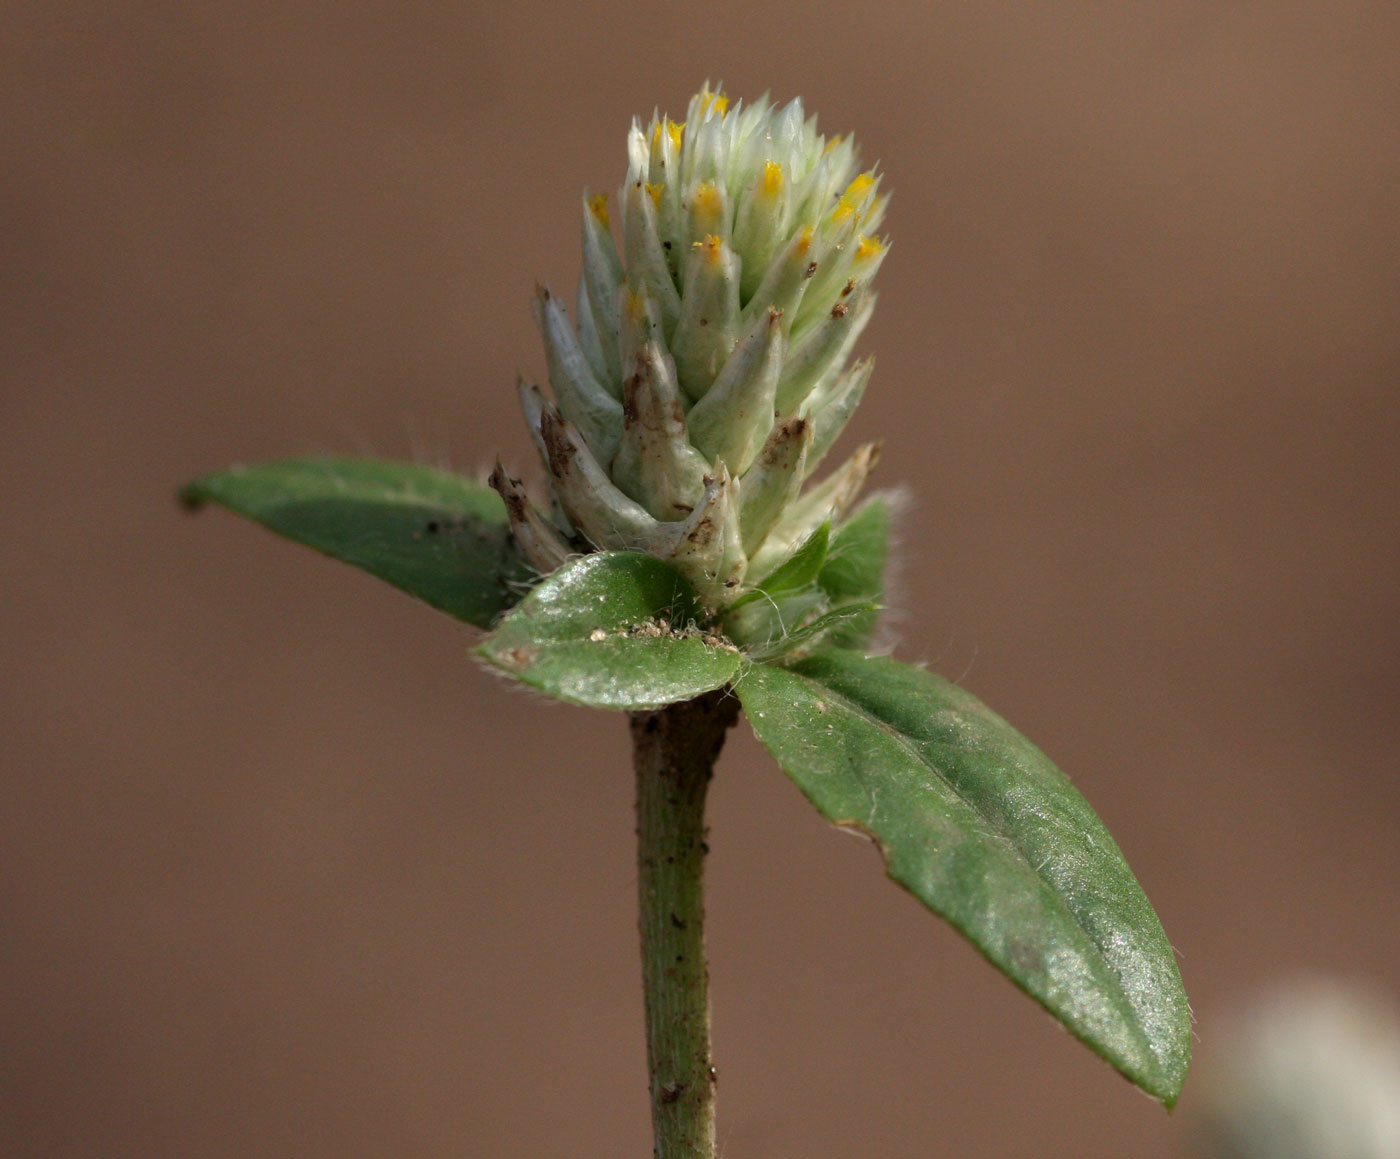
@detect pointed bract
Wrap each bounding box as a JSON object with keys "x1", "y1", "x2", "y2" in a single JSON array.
[
  {"x1": 748, "y1": 441, "x2": 881, "y2": 577},
  {"x1": 776, "y1": 282, "x2": 872, "y2": 414},
  {"x1": 517, "y1": 378, "x2": 578, "y2": 536},
  {"x1": 575, "y1": 271, "x2": 610, "y2": 384},
  {"x1": 741, "y1": 226, "x2": 818, "y2": 332},
  {"x1": 672, "y1": 235, "x2": 742, "y2": 402},
  {"x1": 733, "y1": 160, "x2": 790, "y2": 301},
  {"x1": 622, "y1": 179, "x2": 682, "y2": 336},
  {"x1": 538, "y1": 404, "x2": 675, "y2": 553},
  {"x1": 739, "y1": 416, "x2": 813, "y2": 555},
  {"x1": 611, "y1": 342, "x2": 711, "y2": 521},
  {"x1": 803, "y1": 356, "x2": 874, "y2": 477},
  {"x1": 533, "y1": 286, "x2": 623, "y2": 465},
  {"x1": 488, "y1": 460, "x2": 577, "y2": 574},
  {"x1": 580, "y1": 193, "x2": 625, "y2": 383},
  {"x1": 667, "y1": 464, "x2": 747, "y2": 607},
  {"x1": 686, "y1": 307, "x2": 784, "y2": 475}
]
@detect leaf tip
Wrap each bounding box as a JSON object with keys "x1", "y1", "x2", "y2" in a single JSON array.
[
  {"x1": 1144, "y1": 1065, "x2": 1187, "y2": 1111},
  {"x1": 479, "y1": 640, "x2": 538, "y2": 675},
  {"x1": 1118, "y1": 1016, "x2": 1191, "y2": 1109}
]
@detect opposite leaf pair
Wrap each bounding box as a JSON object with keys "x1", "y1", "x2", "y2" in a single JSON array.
[{"x1": 182, "y1": 457, "x2": 1191, "y2": 1107}]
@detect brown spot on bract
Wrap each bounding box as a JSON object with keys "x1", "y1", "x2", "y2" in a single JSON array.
[{"x1": 540, "y1": 410, "x2": 576, "y2": 477}]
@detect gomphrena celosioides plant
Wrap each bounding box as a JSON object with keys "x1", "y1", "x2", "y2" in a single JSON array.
[{"x1": 183, "y1": 83, "x2": 1192, "y2": 1159}]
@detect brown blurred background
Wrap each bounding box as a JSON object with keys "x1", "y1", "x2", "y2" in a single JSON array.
[{"x1": 4, "y1": 2, "x2": 1398, "y2": 1156}]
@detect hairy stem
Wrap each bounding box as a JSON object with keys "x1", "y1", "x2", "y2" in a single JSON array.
[{"x1": 630, "y1": 690, "x2": 739, "y2": 1159}]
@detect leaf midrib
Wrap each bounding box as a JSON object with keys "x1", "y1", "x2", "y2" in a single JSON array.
[{"x1": 765, "y1": 661, "x2": 1161, "y2": 1068}]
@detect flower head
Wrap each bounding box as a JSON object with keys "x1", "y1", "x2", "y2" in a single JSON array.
[
  {"x1": 1203, "y1": 979, "x2": 1400, "y2": 1159},
  {"x1": 496, "y1": 84, "x2": 889, "y2": 637}
]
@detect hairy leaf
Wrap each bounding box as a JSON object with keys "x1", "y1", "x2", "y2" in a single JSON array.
[
  {"x1": 181, "y1": 458, "x2": 531, "y2": 628},
  {"x1": 818, "y1": 496, "x2": 892, "y2": 650},
  {"x1": 731, "y1": 522, "x2": 830, "y2": 609},
  {"x1": 736, "y1": 649, "x2": 1191, "y2": 1106},
  {"x1": 478, "y1": 553, "x2": 741, "y2": 709},
  {"x1": 746, "y1": 602, "x2": 882, "y2": 662}
]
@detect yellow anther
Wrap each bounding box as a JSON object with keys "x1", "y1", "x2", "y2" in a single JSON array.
[
  {"x1": 587, "y1": 193, "x2": 610, "y2": 227},
  {"x1": 645, "y1": 182, "x2": 665, "y2": 208},
  {"x1": 697, "y1": 89, "x2": 729, "y2": 117},
  {"x1": 760, "y1": 160, "x2": 783, "y2": 197},
  {"x1": 796, "y1": 226, "x2": 814, "y2": 253},
  {"x1": 622, "y1": 286, "x2": 647, "y2": 320},
  {"x1": 839, "y1": 171, "x2": 876, "y2": 209},
  {"x1": 652, "y1": 117, "x2": 684, "y2": 153},
  {"x1": 856, "y1": 235, "x2": 885, "y2": 260},
  {"x1": 822, "y1": 134, "x2": 843, "y2": 155},
  {"x1": 696, "y1": 234, "x2": 724, "y2": 264},
  {"x1": 693, "y1": 181, "x2": 723, "y2": 220}
]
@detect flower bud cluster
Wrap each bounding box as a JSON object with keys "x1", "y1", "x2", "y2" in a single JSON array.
[{"x1": 494, "y1": 84, "x2": 889, "y2": 633}]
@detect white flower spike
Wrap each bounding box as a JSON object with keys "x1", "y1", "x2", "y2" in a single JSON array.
[{"x1": 497, "y1": 83, "x2": 890, "y2": 632}]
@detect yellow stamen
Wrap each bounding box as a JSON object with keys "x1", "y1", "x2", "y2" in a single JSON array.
[
  {"x1": 856, "y1": 235, "x2": 885, "y2": 260},
  {"x1": 587, "y1": 193, "x2": 610, "y2": 227},
  {"x1": 839, "y1": 171, "x2": 876, "y2": 210},
  {"x1": 645, "y1": 182, "x2": 665, "y2": 209},
  {"x1": 760, "y1": 160, "x2": 783, "y2": 197},
  {"x1": 697, "y1": 89, "x2": 729, "y2": 117},
  {"x1": 796, "y1": 227, "x2": 814, "y2": 253},
  {"x1": 823, "y1": 134, "x2": 843, "y2": 155},
  {"x1": 695, "y1": 234, "x2": 724, "y2": 265},
  {"x1": 693, "y1": 181, "x2": 723, "y2": 221},
  {"x1": 651, "y1": 117, "x2": 685, "y2": 153}
]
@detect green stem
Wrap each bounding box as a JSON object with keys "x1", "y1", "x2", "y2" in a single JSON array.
[{"x1": 630, "y1": 690, "x2": 738, "y2": 1159}]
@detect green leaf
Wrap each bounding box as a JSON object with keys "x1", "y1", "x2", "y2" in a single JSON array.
[
  {"x1": 818, "y1": 497, "x2": 892, "y2": 650},
  {"x1": 477, "y1": 552, "x2": 742, "y2": 710},
  {"x1": 181, "y1": 459, "x2": 533, "y2": 629},
  {"x1": 721, "y1": 584, "x2": 825, "y2": 652},
  {"x1": 730, "y1": 522, "x2": 831, "y2": 610},
  {"x1": 736, "y1": 650, "x2": 1191, "y2": 1106},
  {"x1": 724, "y1": 523, "x2": 839, "y2": 648},
  {"x1": 820, "y1": 497, "x2": 889, "y2": 602},
  {"x1": 746, "y1": 601, "x2": 882, "y2": 663}
]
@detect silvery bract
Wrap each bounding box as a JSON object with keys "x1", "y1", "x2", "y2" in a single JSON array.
[{"x1": 493, "y1": 84, "x2": 890, "y2": 646}]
